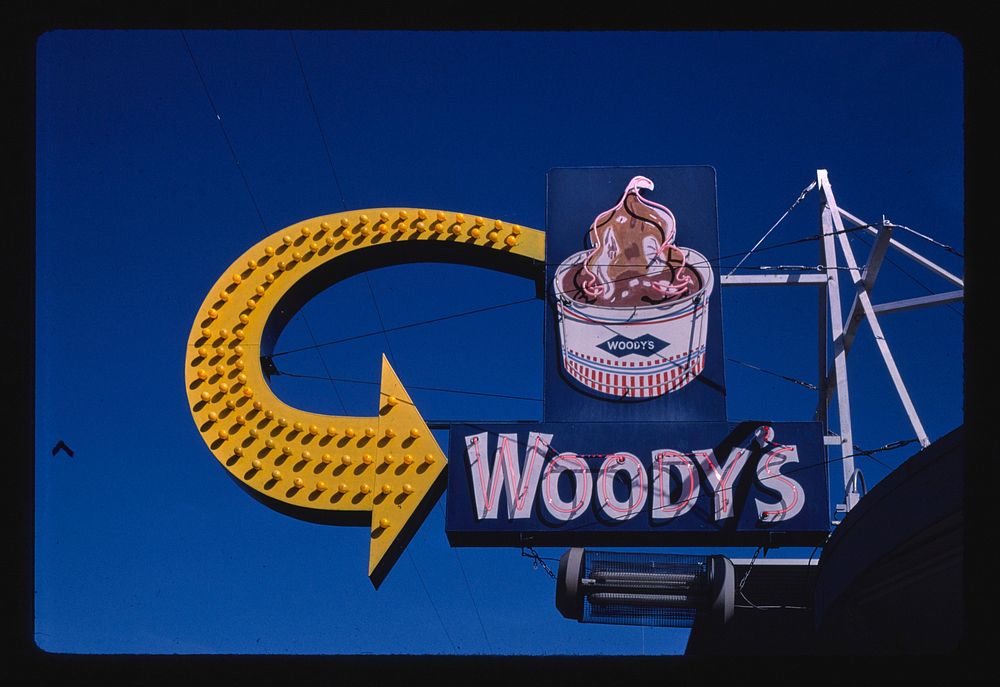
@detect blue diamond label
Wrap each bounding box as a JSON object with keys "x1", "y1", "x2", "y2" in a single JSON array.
[{"x1": 597, "y1": 333, "x2": 669, "y2": 358}]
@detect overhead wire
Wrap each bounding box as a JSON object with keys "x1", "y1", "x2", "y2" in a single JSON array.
[
  {"x1": 848, "y1": 230, "x2": 963, "y2": 319},
  {"x1": 274, "y1": 368, "x2": 542, "y2": 402},
  {"x1": 885, "y1": 220, "x2": 963, "y2": 258},
  {"x1": 727, "y1": 180, "x2": 817, "y2": 276},
  {"x1": 287, "y1": 31, "x2": 476, "y2": 650},
  {"x1": 181, "y1": 31, "x2": 268, "y2": 233},
  {"x1": 271, "y1": 297, "x2": 537, "y2": 358}
]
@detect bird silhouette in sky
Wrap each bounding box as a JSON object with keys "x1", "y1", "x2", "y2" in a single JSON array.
[{"x1": 51, "y1": 440, "x2": 74, "y2": 457}]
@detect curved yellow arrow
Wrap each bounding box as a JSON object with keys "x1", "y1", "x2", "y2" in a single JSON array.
[{"x1": 185, "y1": 208, "x2": 544, "y2": 584}]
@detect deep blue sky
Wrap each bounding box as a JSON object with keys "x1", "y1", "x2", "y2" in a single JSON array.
[{"x1": 34, "y1": 30, "x2": 963, "y2": 655}]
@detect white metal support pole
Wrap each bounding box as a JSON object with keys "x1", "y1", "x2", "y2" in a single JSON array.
[
  {"x1": 823, "y1": 175, "x2": 931, "y2": 449},
  {"x1": 817, "y1": 220, "x2": 894, "y2": 416},
  {"x1": 816, "y1": 170, "x2": 856, "y2": 510},
  {"x1": 817, "y1": 214, "x2": 829, "y2": 434}
]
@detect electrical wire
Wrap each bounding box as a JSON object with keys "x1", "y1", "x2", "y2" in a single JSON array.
[
  {"x1": 271, "y1": 298, "x2": 537, "y2": 358},
  {"x1": 727, "y1": 180, "x2": 817, "y2": 276},
  {"x1": 407, "y1": 550, "x2": 459, "y2": 652},
  {"x1": 885, "y1": 221, "x2": 963, "y2": 258},
  {"x1": 849, "y1": 231, "x2": 963, "y2": 319},
  {"x1": 181, "y1": 31, "x2": 268, "y2": 233},
  {"x1": 273, "y1": 368, "x2": 542, "y2": 402},
  {"x1": 727, "y1": 358, "x2": 817, "y2": 390},
  {"x1": 289, "y1": 33, "x2": 480, "y2": 650}
]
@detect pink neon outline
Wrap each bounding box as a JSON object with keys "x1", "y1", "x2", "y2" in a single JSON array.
[
  {"x1": 577, "y1": 178, "x2": 688, "y2": 300},
  {"x1": 599, "y1": 454, "x2": 645, "y2": 515},
  {"x1": 698, "y1": 449, "x2": 747, "y2": 517},
  {"x1": 470, "y1": 434, "x2": 545, "y2": 515},
  {"x1": 544, "y1": 454, "x2": 590, "y2": 515},
  {"x1": 655, "y1": 451, "x2": 697, "y2": 515},
  {"x1": 760, "y1": 446, "x2": 799, "y2": 519}
]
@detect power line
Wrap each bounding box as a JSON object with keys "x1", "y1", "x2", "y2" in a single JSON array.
[
  {"x1": 271, "y1": 297, "x2": 537, "y2": 358},
  {"x1": 295, "y1": 312, "x2": 348, "y2": 414},
  {"x1": 289, "y1": 34, "x2": 478, "y2": 650},
  {"x1": 407, "y1": 550, "x2": 458, "y2": 652},
  {"x1": 452, "y1": 546, "x2": 494, "y2": 654},
  {"x1": 727, "y1": 180, "x2": 817, "y2": 276},
  {"x1": 885, "y1": 220, "x2": 963, "y2": 258},
  {"x1": 288, "y1": 31, "x2": 347, "y2": 211},
  {"x1": 849, "y1": 231, "x2": 963, "y2": 319},
  {"x1": 181, "y1": 31, "x2": 268, "y2": 233},
  {"x1": 273, "y1": 368, "x2": 542, "y2": 402},
  {"x1": 727, "y1": 358, "x2": 817, "y2": 390}
]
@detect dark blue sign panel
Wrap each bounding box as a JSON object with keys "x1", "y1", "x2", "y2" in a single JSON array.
[
  {"x1": 445, "y1": 421, "x2": 829, "y2": 547},
  {"x1": 544, "y1": 166, "x2": 726, "y2": 422}
]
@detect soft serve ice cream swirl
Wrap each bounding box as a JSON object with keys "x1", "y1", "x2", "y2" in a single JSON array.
[{"x1": 564, "y1": 176, "x2": 701, "y2": 307}]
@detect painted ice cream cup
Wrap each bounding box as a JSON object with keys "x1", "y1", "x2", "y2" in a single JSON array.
[{"x1": 553, "y1": 246, "x2": 714, "y2": 399}]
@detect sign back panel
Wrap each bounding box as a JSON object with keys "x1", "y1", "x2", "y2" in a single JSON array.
[
  {"x1": 446, "y1": 421, "x2": 829, "y2": 547},
  {"x1": 544, "y1": 166, "x2": 726, "y2": 422}
]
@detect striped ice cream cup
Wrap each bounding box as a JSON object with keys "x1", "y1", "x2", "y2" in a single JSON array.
[{"x1": 553, "y1": 248, "x2": 714, "y2": 399}]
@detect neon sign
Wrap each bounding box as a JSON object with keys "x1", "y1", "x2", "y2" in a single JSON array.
[
  {"x1": 446, "y1": 422, "x2": 828, "y2": 546},
  {"x1": 185, "y1": 167, "x2": 831, "y2": 584}
]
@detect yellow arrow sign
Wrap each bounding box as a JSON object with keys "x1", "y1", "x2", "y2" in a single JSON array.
[{"x1": 185, "y1": 208, "x2": 544, "y2": 585}]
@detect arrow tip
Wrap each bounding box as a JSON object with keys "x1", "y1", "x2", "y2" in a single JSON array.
[{"x1": 367, "y1": 356, "x2": 448, "y2": 587}]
